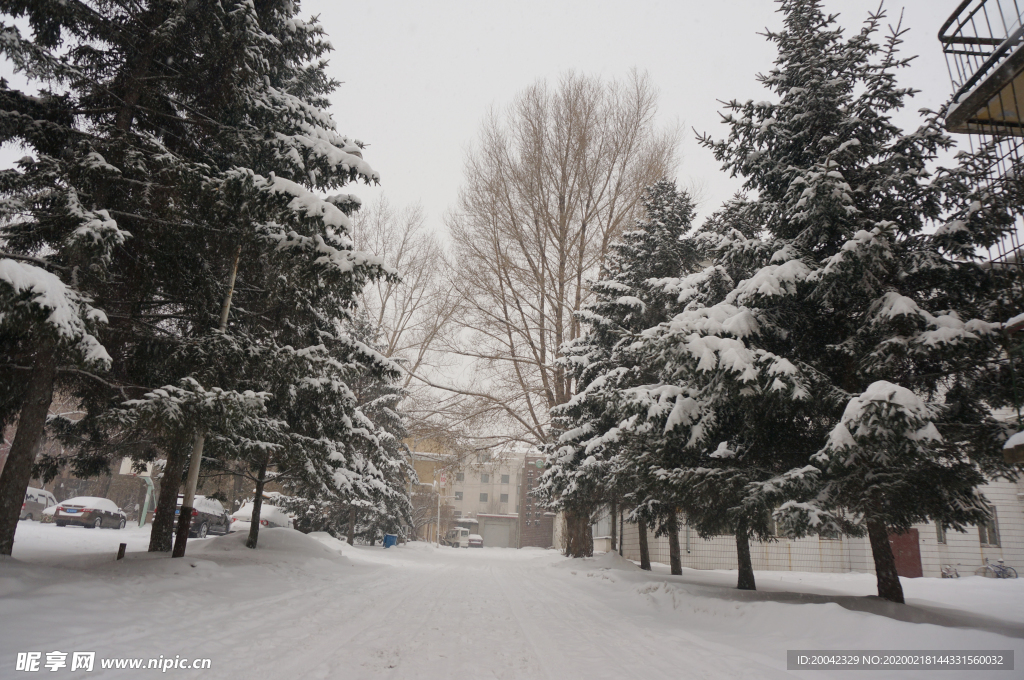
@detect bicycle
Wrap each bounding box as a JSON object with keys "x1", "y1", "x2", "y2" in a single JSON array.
[
  {"x1": 977, "y1": 558, "x2": 1018, "y2": 579},
  {"x1": 940, "y1": 564, "x2": 960, "y2": 578}
]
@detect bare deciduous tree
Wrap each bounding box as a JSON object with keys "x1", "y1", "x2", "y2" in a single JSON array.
[
  {"x1": 442, "y1": 70, "x2": 679, "y2": 447},
  {"x1": 352, "y1": 197, "x2": 460, "y2": 383},
  {"x1": 350, "y1": 196, "x2": 469, "y2": 447}
]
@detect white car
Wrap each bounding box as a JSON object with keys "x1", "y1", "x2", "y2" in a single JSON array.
[
  {"x1": 229, "y1": 503, "x2": 294, "y2": 533},
  {"x1": 53, "y1": 496, "x2": 127, "y2": 529},
  {"x1": 444, "y1": 527, "x2": 470, "y2": 548},
  {"x1": 41, "y1": 504, "x2": 58, "y2": 523}
]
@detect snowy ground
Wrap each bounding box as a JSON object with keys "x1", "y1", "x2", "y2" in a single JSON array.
[{"x1": 2, "y1": 522, "x2": 1022, "y2": 679}]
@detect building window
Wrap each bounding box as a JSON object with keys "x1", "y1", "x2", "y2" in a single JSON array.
[
  {"x1": 454, "y1": 511, "x2": 462, "y2": 518},
  {"x1": 501, "y1": 474, "x2": 510, "y2": 484},
  {"x1": 500, "y1": 493, "x2": 509, "y2": 503},
  {"x1": 481, "y1": 473, "x2": 489, "y2": 483},
  {"x1": 936, "y1": 523, "x2": 946, "y2": 544},
  {"x1": 454, "y1": 491, "x2": 463, "y2": 501},
  {"x1": 479, "y1": 493, "x2": 488, "y2": 502},
  {"x1": 979, "y1": 514, "x2": 1000, "y2": 547},
  {"x1": 456, "y1": 472, "x2": 464, "y2": 481}
]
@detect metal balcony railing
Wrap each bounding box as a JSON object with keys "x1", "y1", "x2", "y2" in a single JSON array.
[
  {"x1": 940, "y1": 1, "x2": 1023, "y2": 270},
  {"x1": 940, "y1": 0, "x2": 1023, "y2": 135}
]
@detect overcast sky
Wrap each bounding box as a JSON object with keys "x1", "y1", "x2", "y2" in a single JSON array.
[
  {"x1": 308, "y1": 0, "x2": 961, "y2": 227},
  {"x1": 0, "y1": 1, "x2": 963, "y2": 229}
]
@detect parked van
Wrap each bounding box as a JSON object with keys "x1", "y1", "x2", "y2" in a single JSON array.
[
  {"x1": 445, "y1": 527, "x2": 470, "y2": 548},
  {"x1": 21, "y1": 487, "x2": 56, "y2": 521}
]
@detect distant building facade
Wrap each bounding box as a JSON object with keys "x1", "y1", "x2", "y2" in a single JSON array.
[{"x1": 518, "y1": 454, "x2": 555, "y2": 549}]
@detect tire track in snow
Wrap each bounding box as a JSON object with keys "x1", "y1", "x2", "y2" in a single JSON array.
[{"x1": 494, "y1": 563, "x2": 797, "y2": 679}]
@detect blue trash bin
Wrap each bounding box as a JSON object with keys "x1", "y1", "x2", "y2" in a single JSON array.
[{"x1": 383, "y1": 534, "x2": 398, "y2": 548}]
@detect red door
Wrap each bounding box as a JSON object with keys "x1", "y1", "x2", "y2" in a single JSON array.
[{"x1": 888, "y1": 529, "x2": 923, "y2": 578}]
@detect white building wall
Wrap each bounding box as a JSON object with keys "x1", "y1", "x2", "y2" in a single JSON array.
[
  {"x1": 449, "y1": 452, "x2": 527, "y2": 520},
  {"x1": 919, "y1": 479, "x2": 1024, "y2": 577},
  {"x1": 618, "y1": 478, "x2": 1024, "y2": 578}
]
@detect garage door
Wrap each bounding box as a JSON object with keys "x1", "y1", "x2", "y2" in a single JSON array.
[{"x1": 482, "y1": 522, "x2": 511, "y2": 548}]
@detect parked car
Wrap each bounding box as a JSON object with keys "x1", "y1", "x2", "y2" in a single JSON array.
[
  {"x1": 468, "y1": 533, "x2": 484, "y2": 548},
  {"x1": 21, "y1": 487, "x2": 57, "y2": 521},
  {"x1": 444, "y1": 527, "x2": 470, "y2": 548},
  {"x1": 229, "y1": 503, "x2": 294, "y2": 533},
  {"x1": 173, "y1": 495, "x2": 231, "y2": 538},
  {"x1": 54, "y1": 497, "x2": 126, "y2": 529}
]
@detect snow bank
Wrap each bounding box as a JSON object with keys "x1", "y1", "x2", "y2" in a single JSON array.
[
  {"x1": 4, "y1": 522, "x2": 1022, "y2": 680},
  {"x1": 553, "y1": 550, "x2": 640, "y2": 572},
  {"x1": 194, "y1": 528, "x2": 344, "y2": 559},
  {"x1": 306, "y1": 531, "x2": 347, "y2": 554}
]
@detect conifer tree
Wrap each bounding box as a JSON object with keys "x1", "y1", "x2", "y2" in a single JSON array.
[
  {"x1": 0, "y1": 1, "x2": 399, "y2": 556},
  {"x1": 540, "y1": 180, "x2": 699, "y2": 560},
  {"x1": 624, "y1": 0, "x2": 1015, "y2": 601}
]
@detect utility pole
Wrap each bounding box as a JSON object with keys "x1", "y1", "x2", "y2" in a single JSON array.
[
  {"x1": 431, "y1": 469, "x2": 449, "y2": 547},
  {"x1": 173, "y1": 244, "x2": 242, "y2": 558}
]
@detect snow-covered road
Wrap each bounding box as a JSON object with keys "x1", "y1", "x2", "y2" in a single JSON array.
[{"x1": 2, "y1": 523, "x2": 1022, "y2": 679}]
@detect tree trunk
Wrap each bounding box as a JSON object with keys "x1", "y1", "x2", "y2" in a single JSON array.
[
  {"x1": 171, "y1": 501, "x2": 193, "y2": 558},
  {"x1": 618, "y1": 508, "x2": 624, "y2": 557},
  {"x1": 149, "y1": 443, "x2": 187, "y2": 552},
  {"x1": 735, "y1": 516, "x2": 756, "y2": 590},
  {"x1": 867, "y1": 519, "x2": 904, "y2": 603},
  {"x1": 245, "y1": 453, "x2": 269, "y2": 550},
  {"x1": 347, "y1": 506, "x2": 357, "y2": 545},
  {"x1": 563, "y1": 509, "x2": 593, "y2": 558},
  {"x1": 609, "y1": 498, "x2": 617, "y2": 553},
  {"x1": 0, "y1": 343, "x2": 56, "y2": 556},
  {"x1": 638, "y1": 516, "x2": 651, "y2": 571},
  {"x1": 666, "y1": 513, "x2": 682, "y2": 575}
]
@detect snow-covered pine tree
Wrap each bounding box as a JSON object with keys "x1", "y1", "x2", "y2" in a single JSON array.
[
  {"x1": 1, "y1": 1, "x2": 398, "y2": 555},
  {"x1": 540, "y1": 180, "x2": 699, "y2": 560},
  {"x1": 0, "y1": 8, "x2": 137, "y2": 554},
  {"x1": 606, "y1": 195, "x2": 820, "y2": 590},
  {"x1": 680, "y1": 0, "x2": 1016, "y2": 602},
  {"x1": 270, "y1": 313, "x2": 414, "y2": 543},
  {"x1": 344, "y1": 323, "x2": 416, "y2": 543}
]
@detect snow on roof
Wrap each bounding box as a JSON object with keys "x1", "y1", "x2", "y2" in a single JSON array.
[
  {"x1": 59, "y1": 497, "x2": 119, "y2": 512},
  {"x1": 1004, "y1": 431, "x2": 1024, "y2": 450},
  {"x1": 455, "y1": 518, "x2": 479, "y2": 524},
  {"x1": 233, "y1": 503, "x2": 293, "y2": 521},
  {"x1": 477, "y1": 513, "x2": 519, "y2": 519},
  {"x1": 410, "y1": 451, "x2": 455, "y2": 461}
]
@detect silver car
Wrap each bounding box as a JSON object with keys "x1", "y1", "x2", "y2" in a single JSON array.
[{"x1": 20, "y1": 487, "x2": 57, "y2": 521}]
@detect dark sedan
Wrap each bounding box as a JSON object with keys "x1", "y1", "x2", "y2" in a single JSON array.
[{"x1": 173, "y1": 495, "x2": 231, "y2": 538}]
